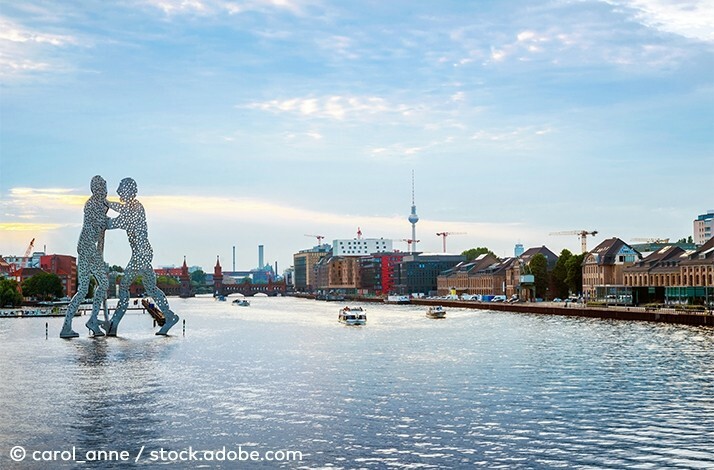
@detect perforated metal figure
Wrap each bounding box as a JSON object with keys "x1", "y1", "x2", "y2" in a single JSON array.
[
  {"x1": 60, "y1": 175, "x2": 110, "y2": 338},
  {"x1": 105, "y1": 178, "x2": 179, "y2": 336}
]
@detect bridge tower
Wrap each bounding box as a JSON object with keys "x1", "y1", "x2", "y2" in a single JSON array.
[
  {"x1": 213, "y1": 255, "x2": 224, "y2": 296},
  {"x1": 179, "y1": 256, "x2": 194, "y2": 298}
]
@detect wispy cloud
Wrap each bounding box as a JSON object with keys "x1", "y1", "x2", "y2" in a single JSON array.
[
  {"x1": 604, "y1": 0, "x2": 714, "y2": 42},
  {"x1": 0, "y1": 16, "x2": 82, "y2": 78},
  {"x1": 143, "y1": 0, "x2": 308, "y2": 16},
  {"x1": 244, "y1": 95, "x2": 412, "y2": 120},
  {"x1": 1, "y1": 187, "x2": 534, "y2": 248},
  {"x1": 471, "y1": 126, "x2": 554, "y2": 144}
]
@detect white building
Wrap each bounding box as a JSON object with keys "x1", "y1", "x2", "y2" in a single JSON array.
[
  {"x1": 694, "y1": 210, "x2": 714, "y2": 246},
  {"x1": 2, "y1": 252, "x2": 44, "y2": 270},
  {"x1": 332, "y1": 238, "x2": 393, "y2": 256}
]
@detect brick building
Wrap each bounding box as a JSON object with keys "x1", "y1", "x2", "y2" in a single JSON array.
[{"x1": 40, "y1": 254, "x2": 77, "y2": 297}]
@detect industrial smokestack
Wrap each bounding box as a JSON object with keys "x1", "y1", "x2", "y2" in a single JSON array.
[
  {"x1": 232, "y1": 245, "x2": 236, "y2": 272},
  {"x1": 258, "y1": 245, "x2": 264, "y2": 269}
]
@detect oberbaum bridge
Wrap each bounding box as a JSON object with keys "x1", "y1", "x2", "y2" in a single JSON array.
[{"x1": 140, "y1": 257, "x2": 287, "y2": 298}]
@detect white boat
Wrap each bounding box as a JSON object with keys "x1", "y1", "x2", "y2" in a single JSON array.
[
  {"x1": 426, "y1": 305, "x2": 447, "y2": 319},
  {"x1": 338, "y1": 306, "x2": 367, "y2": 326},
  {"x1": 385, "y1": 295, "x2": 410, "y2": 304},
  {"x1": 232, "y1": 299, "x2": 250, "y2": 307}
]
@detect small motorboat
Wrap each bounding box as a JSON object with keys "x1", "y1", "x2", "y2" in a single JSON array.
[
  {"x1": 232, "y1": 299, "x2": 250, "y2": 307},
  {"x1": 426, "y1": 305, "x2": 447, "y2": 319},
  {"x1": 338, "y1": 306, "x2": 367, "y2": 325}
]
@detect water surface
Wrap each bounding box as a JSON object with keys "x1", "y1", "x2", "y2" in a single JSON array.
[{"x1": 1, "y1": 296, "x2": 713, "y2": 468}]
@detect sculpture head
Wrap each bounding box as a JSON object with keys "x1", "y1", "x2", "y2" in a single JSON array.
[
  {"x1": 117, "y1": 177, "x2": 137, "y2": 203},
  {"x1": 90, "y1": 175, "x2": 107, "y2": 198}
]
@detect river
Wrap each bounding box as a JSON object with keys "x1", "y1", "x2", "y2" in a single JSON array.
[{"x1": 1, "y1": 295, "x2": 713, "y2": 468}]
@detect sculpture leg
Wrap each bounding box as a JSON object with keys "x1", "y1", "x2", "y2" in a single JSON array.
[
  {"x1": 143, "y1": 271, "x2": 179, "y2": 335},
  {"x1": 106, "y1": 274, "x2": 132, "y2": 336},
  {"x1": 86, "y1": 272, "x2": 109, "y2": 336},
  {"x1": 60, "y1": 279, "x2": 89, "y2": 338}
]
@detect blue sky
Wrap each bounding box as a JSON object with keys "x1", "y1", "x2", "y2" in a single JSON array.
[{"x1": 1, "y1": 0, "x2": 712, "y2": 272}]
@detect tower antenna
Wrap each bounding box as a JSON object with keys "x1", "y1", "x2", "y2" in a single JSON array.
[{"x1": 407, "y1": 170, "x2": 419, "y2": 253}]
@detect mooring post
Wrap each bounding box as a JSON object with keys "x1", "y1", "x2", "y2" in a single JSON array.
[
  {"x1": 45, "y1": 322, "x2": 48, "y2": 340},
  {"x1": 183, "y1": 319, "x2": 185, "y2": 336}
]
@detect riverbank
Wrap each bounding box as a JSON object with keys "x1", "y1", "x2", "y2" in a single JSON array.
[{"x1": 293, "y1": 293, "x2": 714, "y2": 326}]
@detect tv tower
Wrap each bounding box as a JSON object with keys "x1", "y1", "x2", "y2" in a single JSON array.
[{"x1": 407, "y1": 170, "x2": 419, "y2": 253}]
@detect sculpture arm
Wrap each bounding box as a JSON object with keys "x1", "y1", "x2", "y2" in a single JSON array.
[{"x1": 106, "y1": 200, "x2": 123, "y2": 212}]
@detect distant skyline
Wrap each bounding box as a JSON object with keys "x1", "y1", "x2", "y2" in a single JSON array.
[{"x1": 1, "y1": 0, "x2": 712, "y2": 272}]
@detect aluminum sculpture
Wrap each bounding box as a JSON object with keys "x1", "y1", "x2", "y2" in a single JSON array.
[
  {"x1": 60, "y1": 176, "x2": 179, "y2": 338},
  {"x1": 105, "y1": 177, "x2": 179, "y2": 336},
  {"x1": 60, "y1": 176, "x2": 110, "y2": 338}
]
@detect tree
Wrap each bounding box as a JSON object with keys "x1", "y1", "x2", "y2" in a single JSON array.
[
  {"x1": 110, "y1": 265, "x2": 124, "y2": 273},
  {"x1": 462, "y1": 247, "x2": 497, "y2": 261},
  {"x1": 676, "y1": 236, "x2": 694, "y2": 244},
  {"x1": 0, "y1": 279, "x2": 23, "y2": 307},
  {"x1": 550, "y1": 249, "x2": 573, "y2": 299},
  {"x1": 565, "y1": 253, "x2": 586, "y2": 295},
  {"x1": 157, "y1": 275, "x2": 179, "y2": 286},
  {"x1": 529, "y1": 254, "x2": 549, "y2": 299},
  {"x1": 22, "y1": 272, "x2": 64, "y2": 300},
  {"x1": 190, "y1": 269, "x2": 206, "y2": 285}
]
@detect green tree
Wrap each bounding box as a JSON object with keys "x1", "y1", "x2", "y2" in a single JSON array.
[
  {"x1": 0, "y1": 278, "x2": 23, "y2": 307},
  {"x1": 157, "y1": 275, "x2": 179, "y2": 286},
  {"x1": 565, "y1": 253, "x2": 585, "y2": 295},
  {"x1": 190, "y1": 269, "x2": 206, "y2": 285},
  {"x1": 529, "y1": 254, "x2": 549, "y2": 299},
  {"x1": 22, "y1": 272, "x2": 64, "y2": 300},
  {"x1": 110, "y1": 265, "x2": 124, "y2": 273},
  {"x1": 461, "y1": 247, "x2": 497, "y2": 261},
  {"x1": 550, "y1": 249, "x2": 573, "y2": 299}
]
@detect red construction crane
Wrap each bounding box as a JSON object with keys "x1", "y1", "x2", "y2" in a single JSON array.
[
  {"x1": 10, "y1": 238, "x2": 35, "y2": 295},
  {"x1": 435, "y1": 232, "x2": 466, "y2": 253},
  {"x1": 401, "y1": 239, "x2": 420, "y2": 251},
  {"x1": 549, "y1": 230, "x2": 598, "y2": 253},
  {"x1": 304, "y1": 234, "x2": 325, "y2": 245}
]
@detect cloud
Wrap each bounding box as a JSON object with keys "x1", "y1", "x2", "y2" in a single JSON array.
[
  {"x1": 0, "y1": 18, "x2": 79, "y2": 46},
  {"x1": 0, "y1": 187, "x2": 534, "y2": 250},
  {"x1": 471, "y1": 126, "x2": 554, "y2": 143},
  {"x1": 143, "y1": 0, "x2": 307, "y2": 16},
  {"x1": 0, "y1": 222, "x2": 69, "y2": 232},
  {"x1": 604, "y1": 0, "x2": 714, "y2": 42},
  {"x1": 285, "y1": 131, "x2": 323, "y2": 140},
  {"x1": 244, "y1": 95, "x2": 411, "y2": 120},
  {"x1": 0, "y1": 16, "x2": 81, "y2": 78}
]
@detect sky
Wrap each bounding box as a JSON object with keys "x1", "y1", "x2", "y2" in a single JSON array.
[{"x1": 1, "y1": 0, "x2": 713, "y2": 273}]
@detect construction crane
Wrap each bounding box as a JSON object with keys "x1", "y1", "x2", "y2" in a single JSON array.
[
  {"x1": 549, "y1": 230, "x2": 598, "y2": 253},
  {"x1": 631, "y1": 238, "x2": 670, "y2": 244},
  {"x1": 435, "y1": 232, "x2": 466, "y2": 253},
  {"x1": 401, "y1": 239, "x2": 420, "y2": 252},
  {"x1": 10, "y1": 238, "x2": 35, "y2": 294},
  {"x1": 304, "y1": 234, "x2": 325, "y2": 245}
]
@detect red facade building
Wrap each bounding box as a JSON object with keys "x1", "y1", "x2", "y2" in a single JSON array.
[{"x1": 40, "y1": 254, "x2": 77, "y2": 297}]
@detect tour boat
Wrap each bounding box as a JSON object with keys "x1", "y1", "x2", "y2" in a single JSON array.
[
  {"x1": 232, "y1": 299, "x2": 250, "y2": 307},
  {"x1": 426, "y1": 305, "x2": 447, "y2": 319},
  {"x1": 338, "y1": 306, "x2": 367, "y2": 326}
]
